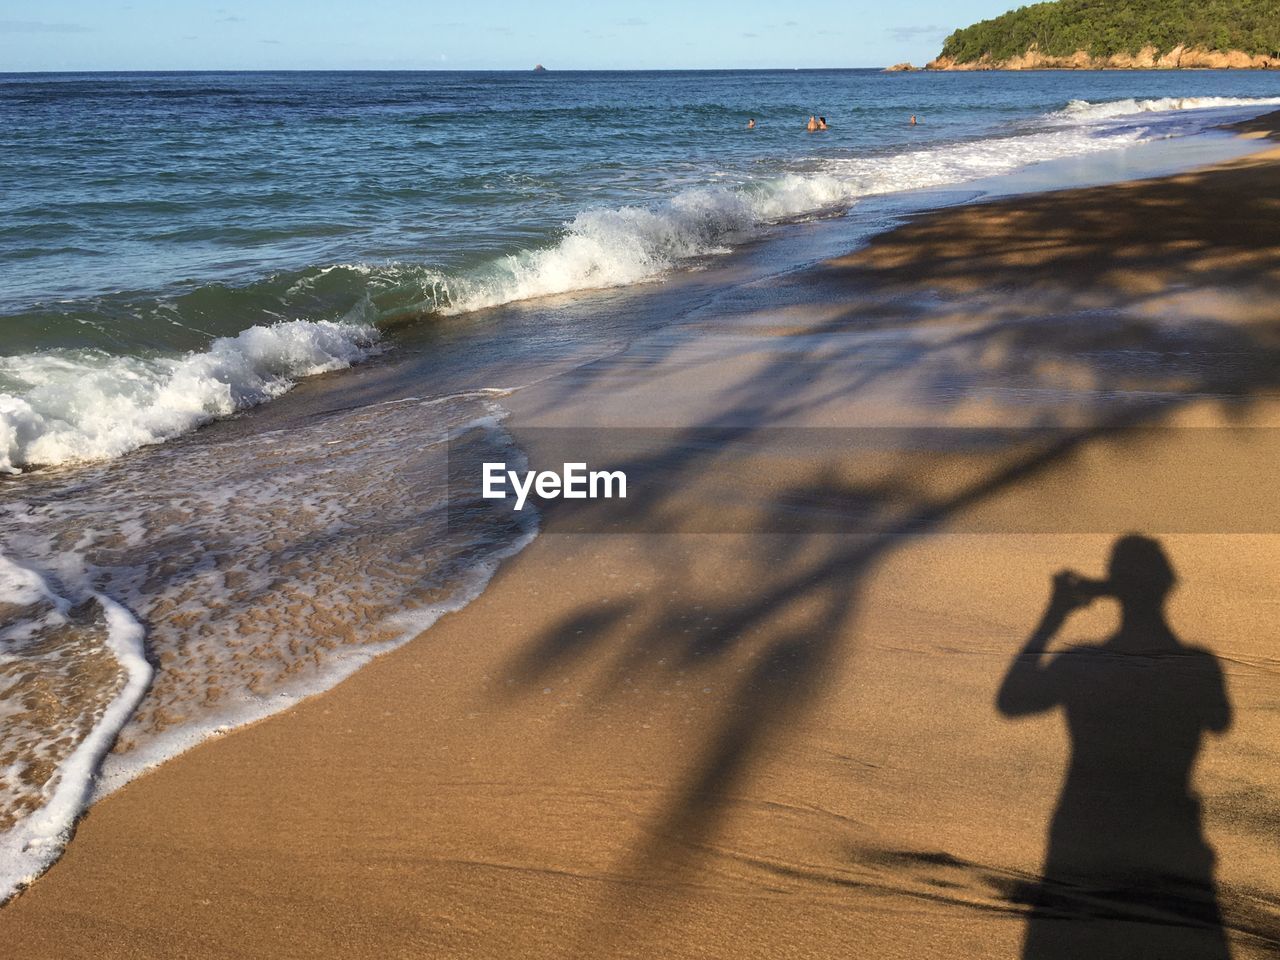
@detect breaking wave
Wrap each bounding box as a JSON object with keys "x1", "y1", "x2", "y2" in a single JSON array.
[
  {"x1": 1056, "y1": 95, "x2": 1280, "y2": 123},
  {"x1": 4, "y1": 93, "x2": 1278, "y2": 474},
  {"x1": 0, "y1": 320, "x2": 379, "y2": 473}
]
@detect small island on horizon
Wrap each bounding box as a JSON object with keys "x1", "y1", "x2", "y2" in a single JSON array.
[{"x1": 888, "y1": 0, "x2": 1279, "y2": 71}]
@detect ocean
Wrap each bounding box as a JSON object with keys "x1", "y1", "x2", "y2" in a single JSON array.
[{"x1": 1, "y1": 68, "x2": 1279, "y2": 899}]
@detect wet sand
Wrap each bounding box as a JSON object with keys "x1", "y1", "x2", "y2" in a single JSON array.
[{"x1": 5, "y1": 115, "x2": 1280, "y2": 958}]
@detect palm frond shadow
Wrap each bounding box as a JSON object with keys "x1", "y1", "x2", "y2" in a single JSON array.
[{"x1": 494, "y1": 162, "x2": 1280, "y2": 951}]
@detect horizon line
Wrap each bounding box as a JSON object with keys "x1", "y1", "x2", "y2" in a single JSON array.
[{"x1": 0, "y1": 65, "x2": 908, "y2": 75}]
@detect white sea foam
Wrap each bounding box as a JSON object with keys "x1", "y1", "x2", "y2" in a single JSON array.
[
  {"x1": 427, "y1": 172, "x2": 848, "y2": 314},
  {"x1": 0, "y1": 399, "x2": 537, "y2": 903},
  {"x1": 0, "y1": 555, "x2": 152, "y2": 904},
  {"x1": 1056, "y1": 95, "x2": 1280, "y2": 123},
  {"x1": 428, "y1": 125, "x2": 1148, "y2": 315},
  {"x1": 0, "y1": 553, "x2": 69, "y2": 614},
  {"x1": 0, "y1": 319, "x2": 379, "y2": 473}
]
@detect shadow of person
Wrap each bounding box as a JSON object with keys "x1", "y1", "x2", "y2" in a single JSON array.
[{"x1": 997, "y1": 535, "x2": 1233, "y2": 959}]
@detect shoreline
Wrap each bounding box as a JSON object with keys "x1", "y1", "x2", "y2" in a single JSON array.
[{"x1": 5, "y1": 115, "x2": 1280, "y2": 957}]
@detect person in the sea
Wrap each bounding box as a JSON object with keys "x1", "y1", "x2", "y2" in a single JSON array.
[
  {"x1": 909, "y1": 114, "x2": 918, "y2": 125},
  {"x1": 997, "y1": 535, "x2": 1232, "y2": 960},
  {"x1": 806, "y1": 115, "x2": 818, "y2": 131},
  {"x1": 747, "y1": 118, "x2": 756, "y2": 129},
  {"x1": 817, "y1": 116, "x2": 829, "y2": 130}
]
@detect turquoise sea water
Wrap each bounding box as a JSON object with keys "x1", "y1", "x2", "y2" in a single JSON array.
[
  {"x1": 0, "y1": 68, "x2": 1279, "y2": 900},
  {"x1": 2, "y1": 70, "x2": 1280, "y2": 468}
]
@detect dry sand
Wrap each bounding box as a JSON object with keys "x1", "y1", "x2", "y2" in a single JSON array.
[{"x1": 5, "y1": 116, "x2": 1280, "y2": 959}]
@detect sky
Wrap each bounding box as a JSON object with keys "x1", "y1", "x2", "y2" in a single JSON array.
[{"x1": 0, "y1": 0, "x2": 1024, "y2": 71}]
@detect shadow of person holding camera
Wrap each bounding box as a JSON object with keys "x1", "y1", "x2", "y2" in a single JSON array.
[{"x1": 998, "y1": 535, "x2": 1233, "y2": 959}]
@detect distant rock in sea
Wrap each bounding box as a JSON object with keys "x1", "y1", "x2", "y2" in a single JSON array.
[
  {"x1": 885, "y1": 62, "x2": 917, "y2": 72},
  {"x1": 533, "y1": 64, "x2": 547, "y2": 73}
]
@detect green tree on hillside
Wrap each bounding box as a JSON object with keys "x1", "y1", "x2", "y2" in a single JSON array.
[{"x1": 940, "y1": 0, "x2": 1280, "y2": 62}]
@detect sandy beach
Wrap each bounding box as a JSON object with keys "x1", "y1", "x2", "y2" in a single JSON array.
[{"x1": 5, "y1": 115, "x2": 1280, "y2": 959}]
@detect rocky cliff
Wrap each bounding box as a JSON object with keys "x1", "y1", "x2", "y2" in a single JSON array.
[{"x1": 925, "y1": 44, "x2": 1278, "y2": 70}]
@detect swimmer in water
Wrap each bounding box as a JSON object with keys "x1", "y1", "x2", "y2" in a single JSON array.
[
  {"x1": 818, "y1": 116, "x2": 829, "y2": 130},
  {"x1": 807, "y1": 115, "x2": 818, "y2": 131},
  {"x1": 747, "y1": 118, "x2": 756, "y2": 129},
  {"x1": 910, "y1": 115, "x2": 918, "y2": 125}
]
